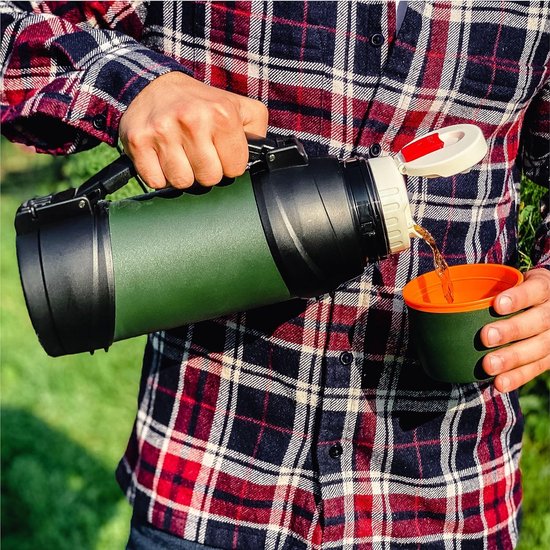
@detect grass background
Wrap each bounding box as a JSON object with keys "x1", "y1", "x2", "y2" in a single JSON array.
[{"x1": 1, "y1": 139, "x2": 549, "y2": 548}]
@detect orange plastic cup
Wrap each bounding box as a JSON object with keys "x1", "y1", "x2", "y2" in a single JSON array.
[{"x1": 403, "y1": 263, "x2": 523, "y2": 383}]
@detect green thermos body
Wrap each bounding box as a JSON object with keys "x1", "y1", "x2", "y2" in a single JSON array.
[{"x1": 15, "y1": 136, "x2": 415, "y2": 357}]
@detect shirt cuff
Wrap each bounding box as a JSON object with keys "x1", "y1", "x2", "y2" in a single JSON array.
[{"x1": 5, "y1": 35, "x2": 190, "y2": 154}]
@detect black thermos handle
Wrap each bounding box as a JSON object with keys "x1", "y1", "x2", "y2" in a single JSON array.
[
  {"x1": 75, "y1": 134, "x2": 280, "y2": 200},
  {"x1": 75, "y1": 154, "x2": 137, "y2": 199}
]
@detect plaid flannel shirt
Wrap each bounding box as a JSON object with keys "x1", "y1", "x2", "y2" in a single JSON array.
[{"x1": 2, "y1": 2, "x2": 549, "y2": 549}]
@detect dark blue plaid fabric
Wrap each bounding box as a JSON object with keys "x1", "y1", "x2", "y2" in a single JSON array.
[{"x1": 2, "y1": 2, "x2": 549, "y2": 548}]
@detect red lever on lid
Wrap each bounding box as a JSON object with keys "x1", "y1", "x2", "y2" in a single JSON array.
[
  {"x1": 400, "y1": 133, "x2": 445, "y2": 162},
  {"x1": 394, "y1": 124, "x2": 488, "y2": 178}
]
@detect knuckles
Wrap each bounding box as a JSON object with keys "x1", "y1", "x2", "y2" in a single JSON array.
[
  {"x1": 221, "y1": 148, "x2": 248, "y2": 178},
  {"x1": 194, "y1": 169, "x2": 224, "y2": 186},
  {"x1": 192, "y1": 157, "x2": 224, "y2": 186},
  {"x1": 540, "y1": 303, "x2": 550, "y2": 330},
  {"x1": 121, "y1": 88, "x2": 267, "y2": 189},
  {"x1": 174, "y1": 105, "x2": 204, "y2": 130},
  {"x1": 502, "y1": 320, "x2": 522, "y2": 343},
  {"x1": 223, "y1": 163, "x2": 247, "y2": 179},
  {"x1": 169, "y1": 176, "x2": 195, "y2": 189},
  {"x1": 211, "y1": 96, "x2": 240, "y2": 121},
  {"x1": 123, "y1": 128, "x2": 147, "y2": 150},
  {"x1": 150, "y1": 116, "x2": 177, "y2": 141},
  {"x1": 252, "y1": 100, "x2": 269, "y2": 126},
  {"x1": 143, "y1": 176, "x2": 167, "y2": 190},
  {"x1": 174, "y1": 96, "x2": 239, "y2": 131}
]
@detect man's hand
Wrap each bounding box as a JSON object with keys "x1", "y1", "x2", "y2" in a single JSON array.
[
  {"x1": 481, "y1": 268, "x2": 550, "y2": 392},
  {"x1": 119, "y1": 72, "x2": 268, "y2": 188}
]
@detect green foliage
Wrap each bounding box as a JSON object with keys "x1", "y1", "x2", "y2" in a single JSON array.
[
  {"x1": 1, "y1": 140, "x2": 143, "y2": 549},
  {"x1": 61, "y1": 141, "x2": 120, "y2": 184},
  {"x1": 1, "y1": 140, "x2": 549, "y2": 548},
  {"x1": 60, "y1": 142, "x2": 146, "y2": 200},
  {"x1": 516, "y1": 176, "x2": 550, "y2": 550},
  {"x1": 0, "y1": 138, "x2": 146, "y2": 200},
  {"x1": 517, "y1": 376, "x2": 550, "y2": 549},
  {"x1": 2, "y1": 409, "x2": 123, "y2": 549},
  {"x1": 518, "y1": 176, "x2": 547, "y2": 271}
]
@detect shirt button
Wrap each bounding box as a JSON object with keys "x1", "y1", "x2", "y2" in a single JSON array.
[
  {"x1": 370, "y1": 33, "x2": 385, "y2": 47},
  {"x1": 329, "y1": 443, "x2": 343, "y2": 459},
  {"x1": 339, "y1": 351, "x2": 354, "y2": 365},
  {"x1": 369, "y1": 143, "x2": 382, "y2": 157},
  {"x1": 92, "y1": 114, "x2": 107, "y2": 130}
]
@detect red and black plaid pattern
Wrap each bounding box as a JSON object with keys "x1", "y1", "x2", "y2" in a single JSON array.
[{"x1": 2, "y1": 2, "x2": 549, "y2": 548}]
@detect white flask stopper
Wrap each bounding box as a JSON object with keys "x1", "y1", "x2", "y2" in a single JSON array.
[{"x1": 370, "y1": 124, "x2": 488, "y2": 253}]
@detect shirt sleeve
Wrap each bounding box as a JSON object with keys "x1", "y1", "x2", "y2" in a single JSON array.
[
  {"x1": 0, "y1": 1, "x2": 189, "y2": 154},
  {"x1": 520, "y1": 78, "x2": 550, "y2": 269}
]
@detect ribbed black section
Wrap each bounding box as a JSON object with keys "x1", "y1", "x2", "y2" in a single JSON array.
[
  {"x1": 343, "y1": 158, "x2": 389, "y2": 261},
  {"x1": 252, "y1": 157, "x2": 387, "y2": 298},
  {"x1": 15, "y1": 203, "x2": 115, "y2": 356}
]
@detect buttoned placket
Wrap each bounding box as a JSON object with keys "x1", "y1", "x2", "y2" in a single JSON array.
[
  {"x1": 312, "y1": 287, "x2": 367, "y2": 545},
  {"x1": 314, "y1": 290, "x2": 359, "y2": 465},
  {"x1": 312, "y1": 2, "x2": 419, "y2": 543},
  {"x1": 353, "y1": 1, "x2": 420, "y2": 157},
  {"x1": 314, "y1": 0, "x2": 395, "y2": 466}
]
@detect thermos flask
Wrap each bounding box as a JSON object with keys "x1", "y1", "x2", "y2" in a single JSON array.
[{"x1": 14, "y1": 125, "x2": 487, "y2": 357}]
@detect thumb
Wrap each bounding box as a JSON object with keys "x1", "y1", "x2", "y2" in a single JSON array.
[{"x1": 239, "y1": 96, "x2": 269, "y2": 137}]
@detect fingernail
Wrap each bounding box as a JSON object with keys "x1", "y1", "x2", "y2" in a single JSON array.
[
  {"x1": 498, "y1": 295, "x2": 513, "y2": 314},
  {"x1": 499, "y1": 376, "x2": 510, "y2": 392},
  {"x1": 489, "y1": 355, "x2": 503, "y2": 374},
  {"x1": 487, "y1": 327, "x2": 501, "y2": 346}
]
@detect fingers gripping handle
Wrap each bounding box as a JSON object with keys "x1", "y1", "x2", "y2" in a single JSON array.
[
  {"x1": 394, "y1": 124, "x2": 488, "y2": 178},
  {"x1": 76, "y1": 134, "x2": 309, "y2": 201}
]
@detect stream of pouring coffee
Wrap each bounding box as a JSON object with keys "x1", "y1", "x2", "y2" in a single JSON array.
[{"x1": 413, "y1": 224, "x2": 455, "y2": 303}]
